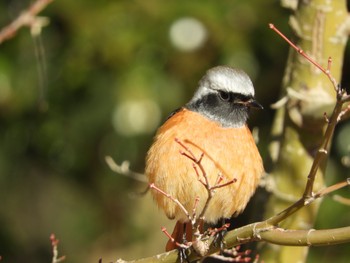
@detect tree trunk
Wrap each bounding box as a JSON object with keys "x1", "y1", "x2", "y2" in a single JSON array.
[{"x1": 261, "y1": 0, "x2": 349, "y2": 262}]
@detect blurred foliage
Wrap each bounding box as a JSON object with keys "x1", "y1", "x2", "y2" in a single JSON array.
[{"x1": 0, "y1": 0, "x2": 349, "y2": 262}]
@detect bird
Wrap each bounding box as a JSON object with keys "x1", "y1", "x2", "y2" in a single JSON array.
[{"x1": 145, "y1": 65, "x2": 264, "y2": 251}]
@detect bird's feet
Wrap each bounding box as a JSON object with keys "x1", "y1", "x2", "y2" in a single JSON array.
[{"x1": 209, "y1": 222, "x2": 230, "y2": 253}]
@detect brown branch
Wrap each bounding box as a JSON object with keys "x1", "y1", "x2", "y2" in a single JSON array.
[
  {"x1": 210, "y1": 178, "x2": 237, "y2": 191},
  {"x1": 50, "y1": 234, "x2": 66, "y2": 263},
  {"x1": 266, "y1": 175, "x2": 350, "y2": 226},
  {"x1": 0, "y1": 0, "x2": 54, "y2": 44},
  {"x1": 175, "y1": 138, "x2": 236, "y2": 232},
  {"x1": 315, "y1": 178, "x2": 350, "y2": 199},
  {"x1": 269, "y1": 24, "x2": 326, "y2": 74},
  {"x1": 119, "y1": 223, "x2": 350, "y2": 263},
  {"x1": 161, "y1": 227, "x2": 191, "y2": 250},
  {"x1": 149, "y1": 183, "x2": 192, "y2": 222},
  {"x1": 265, "y1": 24, "x2": 349, "y2": 227},
  {"x1": 153, "y1": 134, "x2": 350, "y2": 262},
  {"x1": 119, "y1": 23, "x2": 350, "y2": 261},
  {"x1": 269, "y1": 23, "x2": 344, "y2": 201},
  {"x1": 207, "y1": 223, "x2": 231, "y2": 237},
  {"x1": 302, "y1": 100, "x2": 342, "y2": 199},
  {"x1": 269, "y1": 23, "x2": 339, "y2": 91},
  {"x1": 209, "y1": 245, "x2": 255, "y2": 262}
]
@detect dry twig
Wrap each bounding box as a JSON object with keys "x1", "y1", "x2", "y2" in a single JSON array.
[
  {"x1": 50, "y1": 234, "x2": 65, "y2": 263},
  {"x1": 148, "y1": 138, "x2": 236, "y2": 255},
  {"x1": 265, "y1": 24, "x2": 350, "y2": 226},
  {"x1": 0, "y1": 0, "x2": 54, "y2": 44},
  {"x1": 105, "y1": 156, "x2": 147, "y2": 183},
  {"x1": 111, "y1": 23, "x2": 350, "y2": 262},
  {"x1": 116, "y1": 24, "x2": 350, "y2": 263}
]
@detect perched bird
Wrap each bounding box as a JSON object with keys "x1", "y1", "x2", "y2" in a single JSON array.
[{"x1": 145, "y1": 66, "x2": 264, "y2": 251}]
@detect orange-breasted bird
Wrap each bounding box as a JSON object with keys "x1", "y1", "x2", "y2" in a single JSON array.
[{"x1": 145, "y1": 66, "x2": 264, "y2": 251}]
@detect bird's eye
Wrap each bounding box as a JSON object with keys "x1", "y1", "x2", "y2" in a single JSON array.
[{"x1": 218, "y1": 91, "x2": 230, "y2": 101}]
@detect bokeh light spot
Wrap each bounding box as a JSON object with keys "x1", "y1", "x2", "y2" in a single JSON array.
[
  {"x1": 169, "y1": 17, "x2": 208, "y2": 52},
  {"x1": 112, "y1": 99, "x2": 161, "y2": 136}
]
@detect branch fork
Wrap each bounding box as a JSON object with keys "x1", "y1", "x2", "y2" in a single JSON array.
[
  {"x1": 266, "y1": 23, "x2": 350, "y2": 225},
  {"x1": 149, "y1": 138, "x2": 237, "y2": 257}
]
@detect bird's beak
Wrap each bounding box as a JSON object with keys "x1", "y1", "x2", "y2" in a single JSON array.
[{"x1": 248, "y1": 99, "x2": 263, "y2": 110}]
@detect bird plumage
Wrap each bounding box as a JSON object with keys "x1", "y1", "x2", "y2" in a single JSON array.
[
  {"x1": 146, "y1": 108, "x2": 263, "y2": 223},
  {"x1": 145, "y1": 65, "x2": 264, "y2": 249}
]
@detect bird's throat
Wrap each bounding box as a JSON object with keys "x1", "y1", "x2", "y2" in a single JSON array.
[{"x1": 186, "y1": 94, "x2": 249, "y2": 128}]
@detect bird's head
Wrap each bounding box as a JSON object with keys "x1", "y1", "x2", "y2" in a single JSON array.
[{"x1": 186, "y1": 66, "x2": 262, "y2": 128}]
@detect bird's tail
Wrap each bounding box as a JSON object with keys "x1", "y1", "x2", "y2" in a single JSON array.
[{"x1": 165, "y1": 220, "x2": 203, "y2": 251}]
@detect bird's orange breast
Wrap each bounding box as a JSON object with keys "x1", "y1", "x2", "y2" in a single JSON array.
[{"x1": 145, "y1": 108, "x2": 263, "y2": 223}]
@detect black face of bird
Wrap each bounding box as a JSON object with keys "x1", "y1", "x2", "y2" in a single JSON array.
[{"x1": 186, "y1": 66, "x2": 262, "y2": 128}]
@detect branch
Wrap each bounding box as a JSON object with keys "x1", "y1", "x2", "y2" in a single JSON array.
[
  {"x1": 270, "y1": 24, "x2": 339, "y2": 91},
  {"x1": 116, "y1": 224, "x2": 350, "y2": 263},
  {"x1": 119, "y1": 146, "x2": 349, "y2": 262},
  {"x1": 149, "y1": 183, "x2": 192, "y2": 222},
  {"x1": 105, "y1": 156, "x2": 147, "y2": 183},
  {"x1": 125, "y1": 179, "x2": 350, "y2": 263},
  {"x1": 258, "y1": 226, "x2": 350, "y2": 247},
  {"x1": 174, "y1": 138, "x2": 235, "y2": 230},
  {"x1": 50, "y1": 234, "x2": 66, "y2": 263},
  {"x1": 0, "y1": 0, "x2": 54, "y2": 44},
  {"x1": 265, "y1": 177, "x2": 349, "y2": 226},
  {"x1": 266, "y1": 24, "x2": 349, "y2": 226}
]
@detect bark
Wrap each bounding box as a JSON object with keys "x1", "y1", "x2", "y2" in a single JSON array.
[{"x1": 262, "y1": 1, "x2": 350, "y2": 262}]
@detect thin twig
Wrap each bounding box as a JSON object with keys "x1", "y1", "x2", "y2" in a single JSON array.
[
  {"x1": 175, "y1": 138, "x2": 237, "y2": 246},
  {"x1": 161, "y1": 227, "x2": 191, "y2": 250},
  {"x1": 207, "y1": 223, "x2": 231, "y2": 237},
  {"x1": 269, "y1": 23, "x2": 338, "y2": 90},
  {"x1": 192, "y1": 196, "x2": 200, "y2": 222},
  {"x1": 314, "y1": 178, "x2": 350, "y2": 199},
  {"x1": 267, "y1": 23, "x2": 349, "y2": 225},
  {"x1": 0, "y1": 0, "x2": 54, "y2": 44},
  {"x1": 338, "y1": 104, "x2": 350, "y2": 122},
  {"x1": 105, "y1": 156, "x2": 147, "y2": 183},
  {"x1": 149, "y1": 183, "x2": 192, "y2": 221},
  {"x1": 119, "y1": 223, "x2": 350, "y2": 263},
  {"x1": 265, "y1": 146, "x2": 350, "y2": 226},
  {"x1": 211, "y1": 178, "x2": 237, "y2": 191},
  {"x1": 50, "y1": 234, "x2": 66, "y2": 263}
]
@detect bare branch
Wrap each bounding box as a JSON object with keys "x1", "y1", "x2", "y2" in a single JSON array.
[
  {"x1": 50, "y1": 234, "x2": 66, "y2": 263},
  {"x1": 149, "y1": 183, "x2": 192, "y2": 222},
  {"x1": 161, "y1": 227, "x2": 191, "y2": 250},
  {"x1": 105, "y1": 156, "x2": 147, "y2": 183},
  {"x1": 265, "y1": 172, "x2": 350, "y2": 226},
  {"x1": 269, "y1": 23, "x2": 348, "y2": 202},
  {"x1": 259, "y1": 226, "x2": 350, "y2": 247},
  {"x1": 0, "y1": 0, "x2": 54, "y2": 44},
  {"x1": 269, "y1": 23, "x2": 339, "y2": 90},
  {"x1": 115, "y1": 223, "x2": 350, "y2": 263},
  {"x1": 314, "y1": 178, "x2": 350, "y2": 199}
]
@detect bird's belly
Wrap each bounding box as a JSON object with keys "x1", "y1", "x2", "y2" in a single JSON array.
[{"x1": 145, "y1": 110, "x2": 263, "y2": 223}]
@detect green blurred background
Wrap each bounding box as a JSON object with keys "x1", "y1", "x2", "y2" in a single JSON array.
[{"x1": 0, "y1": 0, "x2": 349, "y2": 262}]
